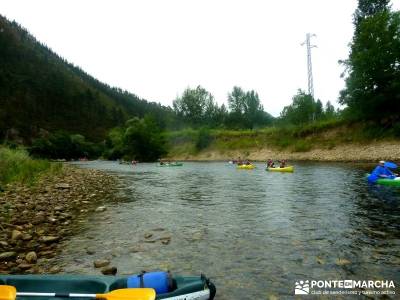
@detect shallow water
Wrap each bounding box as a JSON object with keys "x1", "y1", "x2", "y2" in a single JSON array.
[{"x1": 56, "y1": 161, "x2": 400, "y2": 299}]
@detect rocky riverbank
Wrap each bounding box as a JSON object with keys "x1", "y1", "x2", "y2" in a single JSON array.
[
  {"x1": 0, "y1": 165, "x2": 117, "y2": 274},
  {"x1": 169, "y1": 140, "x2": 400, "y2": 162}
]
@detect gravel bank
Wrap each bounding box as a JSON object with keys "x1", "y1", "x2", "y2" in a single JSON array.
[{"x1": 0, "y1": 165, "x2": 117, "y2": 274}]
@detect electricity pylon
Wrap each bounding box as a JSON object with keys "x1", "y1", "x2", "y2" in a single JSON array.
[{"x1": 301, "y1": 33, "x2": 316, "y2": 99}]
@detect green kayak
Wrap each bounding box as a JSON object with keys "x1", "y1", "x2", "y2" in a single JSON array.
[
  {"x1": 366, "y1": 174, "x2": 400, "y2": 186},
  {"x1": 0, "y1": 274, "x2": 216, "y2": 300},
  {"x1": 157, "y1": 163, "x2": 183, "y2": 167}
]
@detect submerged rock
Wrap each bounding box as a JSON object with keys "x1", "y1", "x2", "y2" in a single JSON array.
[
  {"x1": 95, "y1": 206, "x2": 107, "y2": 212},
  {"x1": 39, "y1": 236, "x2": 60, "y2": 243},
  {"x1": 93, "y1": 259, "x2": 110, "y2": 268},
  {"x1": 86, "y1": 248, "x2": 96, "y2": 255},
  {"x1": 335, "y1": 258, "x2": 351, "y2": 266},
  {"x1": 49, "y1": 266, "x2": 62, "y2": 274},
  {"x1": 144, "y1": 233, "x2": 153, "y2": 239}
]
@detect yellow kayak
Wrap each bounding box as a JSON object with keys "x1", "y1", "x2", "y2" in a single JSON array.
[
  {"x1": 237, "y1": 164, "x2": 255, "y2": 169},
  {"x1": 266, "y1": 166, "x2": 294, "y2": 172}
]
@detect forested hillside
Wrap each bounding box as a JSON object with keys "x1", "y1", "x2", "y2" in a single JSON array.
[{"x1": 0, "y1": 15, "x2": 173, "y2": 142}]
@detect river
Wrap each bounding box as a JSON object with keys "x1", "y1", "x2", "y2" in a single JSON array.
[{"x1": 55, "y1": 161, "x2": 400, "y2": 299}]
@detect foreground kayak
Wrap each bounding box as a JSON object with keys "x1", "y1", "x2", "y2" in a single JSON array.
[
  {"x1": 237, "y1": 164, "x2": 255, "y2": 169},
  {"x1": 158, "y1": 163, "x2": 183, "y2": 167},
  {"x1": 366, "y1": 174, "x2": 400, "y2": 186},
  {"x1": 0, "y1": 274, "x2": 216, "y2": 300},
  {"x1": 266, "y1": 166, "x2": 294, "y2": 173}
]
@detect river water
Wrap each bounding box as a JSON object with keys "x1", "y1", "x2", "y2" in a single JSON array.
[{"x1": 56, "y1": 161, "x2": 399, "y2": 299}]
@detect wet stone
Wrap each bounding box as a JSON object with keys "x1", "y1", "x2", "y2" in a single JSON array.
[
  {"x1": 25, "y1": 251, "x2": 37, "y2": 263},
  {"x1": 101, "y1": 266, "x2": 117, "y2": 275},
  {"x1": 39, "y1": 236, "x2": 60, "y2": 243},
  {"x1": 93, "y1": 259, "x2": 110, "y2": 268},
  {"x1": 95, "y1": 206, "x2": 107, "y2": 212},
  {"x1": 11, "y1": 230, "x2": 23, "y2": 241},
  {"x1": 55, "y1": 183, "x2": 71, "y2": 189},
  {"x1": 86, "y1": 248, "x2": 96, "y2": 255},
  {"x1": 0, "y1": 251, "x2": 17, "y2": 261},
  {"x1": 336, "y1": 258, "x2": 351, "y2": 266},
  {"x1": 18, "y1": 263, "x2": 34, "y2": 270},
  {"x1": 48, "y1": 266, "x2": 62, "y2": 274}
]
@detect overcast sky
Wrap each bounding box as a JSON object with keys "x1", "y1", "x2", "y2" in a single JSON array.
[{"x1": 1, "y1": 0, "x2": 399, "y2": 116}]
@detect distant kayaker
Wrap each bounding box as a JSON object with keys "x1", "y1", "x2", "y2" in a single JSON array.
[
  {"x1": 267, "y1": 159, "x2": 275, "y2": 168},
  {"x1": 280, "y1": 159, "x2": 287, "y2": 168},
  {"x1": 371, "y1": 160, "x2": 396, "y2": 178}
]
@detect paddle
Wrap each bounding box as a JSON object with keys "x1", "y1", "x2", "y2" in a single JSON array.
[
  {"x1": 0, "y1": 286, "x2": 156, "y2": 300},
  {"x1": 384, "y1": 161, "x2": 398, "y2": 169}
]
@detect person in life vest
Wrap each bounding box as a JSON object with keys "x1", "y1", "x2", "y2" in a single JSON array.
[
  {"x1": 279, "y1": 159, "x2": 287, "y2": 168},
  {"x1": 371, "y1": 160, "x2": 396, "y2": 179},
  {"x1": 267, "y1": 159, "x2": 275, "y2": 168}
]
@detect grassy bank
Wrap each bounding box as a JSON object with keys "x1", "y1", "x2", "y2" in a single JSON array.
[
  {"x1": 0, "y1": 147, "x2": 62, "y2": 188},
  {"x1": 166, "y1": 120, "x2": 400, "y2": 161}
]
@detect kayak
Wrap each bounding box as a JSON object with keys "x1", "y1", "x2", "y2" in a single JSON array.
[
  {"x1": 158, "y1": 163, "x2": 183, "y2": 167},
  {"x1": 0, "y1": 274, "x2": 216, "y2": 300},
  {"x1": 266, "y1": 166, "x2": 294, "y2": 172},
  {"x1": 366, "y1": 174, "x2": 400, "y2": 186},
  {"x1": 237, "y1": 164, "x2": 255, "y2": 169}
]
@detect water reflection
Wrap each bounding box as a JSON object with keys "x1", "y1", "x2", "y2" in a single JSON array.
[{"x1": 62, "y1": 161, "x2": 399, "y2": 299}]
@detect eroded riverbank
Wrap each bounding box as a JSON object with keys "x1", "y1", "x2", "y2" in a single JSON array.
[
  {"x1": 0, "y1": 164, "x2": 117, "y2": 274},
  {"x1": 169, "y1": 141, "x2": 400, "y2": 162}
]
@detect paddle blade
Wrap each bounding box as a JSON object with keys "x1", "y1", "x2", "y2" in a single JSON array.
[
  {"x1": 384, "y1": 161, "x2": 398, "y2": 169},
  {"x1": 97, "y1": 288, "x2": 156, "y2": 300},
  {"x1": 0, "y1": 286, "x2": 16, "y2": 300}
]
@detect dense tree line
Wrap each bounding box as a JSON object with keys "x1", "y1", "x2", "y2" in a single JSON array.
[
  {"x1": 29, "y1": 132, "x2": 102, "y2": 159},
  {"x1": 103, "y1": 116, "x2": 167, "y2": 162},
  {"x1": 340, "y1": 0, "x2": 400, "y2": 124},
  {"x1": 173, "y1": 85, "x2": 274, "y2": 129},
  {"x1": 279, "y1": 90, "x2": 337, "y2": 125}
]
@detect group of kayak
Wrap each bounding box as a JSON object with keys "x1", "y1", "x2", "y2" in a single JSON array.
[
  {"x1": 367, "y1": 160, "x2": 400, "y2": 186},
  {"x1": 230, "y1": 158, "x2": 294, "y2": 172}
]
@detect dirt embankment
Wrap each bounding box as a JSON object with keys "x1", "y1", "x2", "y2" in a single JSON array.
[
  {"x1": 0, "y1": 165, "x2": 117, "y2": 274},
  {"x1": 170, "y1": 141, "x2": 400, "y2": 162}
]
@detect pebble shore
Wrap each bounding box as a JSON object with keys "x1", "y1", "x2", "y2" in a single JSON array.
[{"x1": 0, "y1": 165, "x2": 117, "y2": 274}]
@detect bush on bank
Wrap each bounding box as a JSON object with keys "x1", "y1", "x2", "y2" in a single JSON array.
[{"x1": 0, "y1": 147, "x2": 62, "y2": 187}]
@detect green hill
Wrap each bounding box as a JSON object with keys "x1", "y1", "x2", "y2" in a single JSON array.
[{"x1": 0, "y1": 15, "x2": 172, "y2": 143}]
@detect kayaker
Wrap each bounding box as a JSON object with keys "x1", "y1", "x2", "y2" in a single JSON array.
[
  {"x1": 267, "y1": 159, "x2": 275, "y2": 168},
  {"x1": 371, "y1": 161, "x2": 396, "y2": 178},
  {"x1": 280, "y1": 159, "x2": 287, "y2": 168}
]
